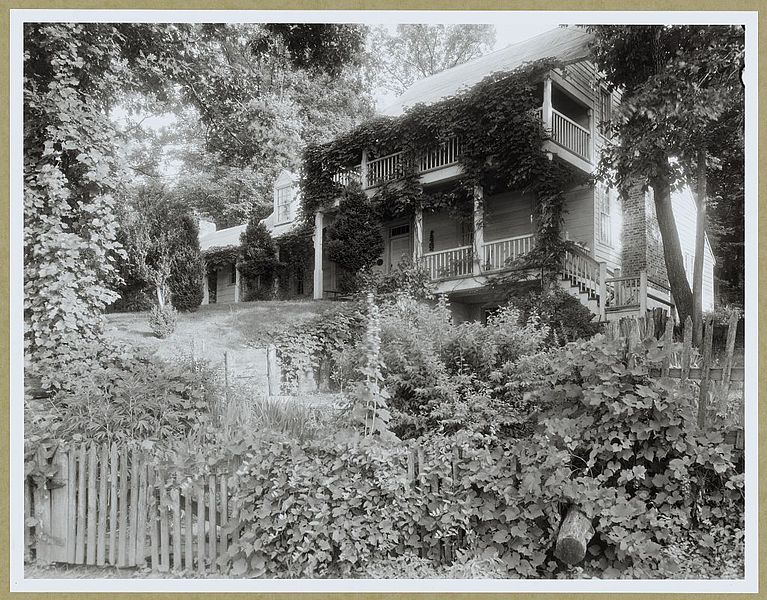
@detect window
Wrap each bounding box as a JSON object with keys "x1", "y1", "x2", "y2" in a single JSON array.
[
  {"x1": 276, "y1": 186, "x2": 291, "y2": 223},
  {"x1": 230, "y1": 264, "x2": 237, "y2": 285},
  {"x1": 390, "y1": 224, "x2": 410, "y2": 238},
  {"x1": 597, "y1": 186, "x2": 612, "y2": 246},
  {"x1": 599, "y1": 88, "x2": 613, "y2": 136}
]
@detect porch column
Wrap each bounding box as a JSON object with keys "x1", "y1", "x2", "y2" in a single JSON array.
[
  {"x1": 542, "y1": 76, "x2": 553, "y2": 130},
  {"x1": 473, "y1": 185, "x2": 484, "y2": 276},
  {"x1": 202, "y1": 271, "x2": 209, "y2": 305},
  {"x1": 313, "y1": 211, "x2": 324, "y2": 300},
  {"x1": 413, "y1": 206, "x2": 423, "y2": 263},
  {"x1": 234, "y1": 265, "x2": 241, "y2": 303},
  {"x1": 361, "y1": 149, "x2": 369, "y2": 190},
  {"x1": 598, "y1": 262, "x2": 607, "y2": 322},
  {"x1": 587, "y1": 107, "x2": 595, "y2": 162}
]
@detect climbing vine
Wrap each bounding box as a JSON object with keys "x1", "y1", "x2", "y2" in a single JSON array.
[{"x1": 300, "y1": 59, "x2": 584, "y2": 276}]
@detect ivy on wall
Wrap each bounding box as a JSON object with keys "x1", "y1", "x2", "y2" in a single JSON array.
[
  {"x1": 202, "y1": 246, "x2": 239, "y2": 270},
  {"x1": 299, "y1": 59, "x2": 586, "y2": 276}
]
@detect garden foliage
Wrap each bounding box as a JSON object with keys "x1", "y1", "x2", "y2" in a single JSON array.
[{"x1": 238, "y1": 218, "x2": 281, "y2": 299}]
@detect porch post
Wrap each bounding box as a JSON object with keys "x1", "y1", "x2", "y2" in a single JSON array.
[
  {"x1": 598, "y1": 262, "x2": 607, "y2": 322},
  {"x1": 234, "y1": 265, "x2": 241, "y2": 303},
  {"x1": 543, "y1": 76, "x2": 553, "y2": 131},
  {"x1": 587, "y1": 107, "x2": 595, "y2": 162},
  {"x1": 473, "y1": 185, "x2": 484, "y2": 276},
  {"x1": 639, "y1": 270, "x2": 648, "y2": 317},
  {"x1": 313, "y1": 211, "x2": 324, "y2": 300},
  {"x1": 361, "y1": 149, "x2": 369, "y2": 190},
  {"x1": 413, "y1": 206, "x2": 423, "y2": 263},
  {"x1": 202, "y1": 271, "x2": 209, "y2": 305}
]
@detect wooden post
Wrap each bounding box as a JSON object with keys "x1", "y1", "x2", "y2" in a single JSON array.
[
  {"x1": 598, "y1": 262, "x2": 607, "y2": 321},
  {"x1": 33, "y1": 447, "x2": 52, "y2": 564},
  {"x1": 85, "y1": 444, "x2": 98, "y2": 565},
  {"x1": 196, "y1": 482, "x2": 205, "y2": 574},
  {"x1": 661, "y1": 317, "x2": 674, "y2": 378},
  {"x1": 697, "y1": 316, "x2": 714, "y2": 429},
  {"x1": 413, "y1": 206, "x2": 423, "y2": 263},
  {"x1": 208, "y1": 475, "x2": 217, "y2": 572},
  {"x1": 223, "y1": 351, "x2": 230, "y2": 407},
  {"x1": 48, "y1": 449, "x2": 69, "y2": 563},
  {"x1": 117, "y1": 447, "x2": 129, "y2": 567},
  {"x1": 266, "y1": 346, "x2": 280, "y2": 397},
  {"x1": 720, "y1": 310, "x2": 740, "y2": 402},
  {"x1": 313, "y1": 211, "x2": 324, "y2": 300},
  {"x1": 587, "y1": 107, "x2": 595, "y2": 162},
  {"x1": 542, "y1": 76, "x2": 553, "y2": 130},
  {"x1": 184, "y1": 487, "x2": 193, "y2": 571},
  {"x1": 555, "y1": 507, "x2": 594, "y2": 564},
  {"x1": 202, "y1": 274, "x2": 209, "y2": 305},
  {"x1": 639, "y1": 271, "x2": 648, "y2": 317},
  {"x1": 219, "y1": 475, "x2": 228, "y2": 572},
  {"x1": 74, "y1": 443, "x2": 87, "y2": 564},
  {"x1": 148, "y1": 468, "x2": 159, "y2": 572},
  {"x1": 681, "y1": 316, "x2": 693, "y2": 382},
  {"x1": 234, "y1": 265, "x2": 241, "y2": 304},
  {"x1": 361, "y1": 149, "x2": 369, "y2": 189},
  {"x1": 108, "y1": 444, "x2": 118, "y2": 565},
  {"x1": 135, "y1": 458, "x2": 147, "y2": 568},
  {"x1": 472, "y1": 185, "x2": 484, "y2": 276},
  {"x1": 128, "y1": 449, "x2": 139, "y2": 566},
  {"x1": 96, "y1": 444, "x2": 108, "y2": 566},
  {"x1": 66, "y1": 450, "x2": 77, "y2": 563},
  {"x1": 172, "y1": 487, "x2": 182, "y2": 572}
]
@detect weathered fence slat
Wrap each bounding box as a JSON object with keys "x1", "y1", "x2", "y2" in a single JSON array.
[
  {"x1": 172, "y1": 487, "x2": 182, "y2": 572},
  {"x1": 128, "y1": 449, "x2": 139, "y2": 566},
  {"x1": 49, "y1": 450, "x2": 69, "y2": 563},
  {"x1": 74, "y1": 443, "x2": 87, "y2": 564},
  {"x1": 85, "y1": 444, "x2": 98, "y2": 564},
  {"x1": 230, "y1": 475, "x2": 240, "y2": 550},
  {"x1": 117, "y1": 447, "x2": 129, "y2": 567},
  {"x1": 661, "y1": 317, "x2": 674, "y2": 377},
  {"x1": 108, "y1": 444, "x2": 118, "y2": 566},
  {"x1": 697, "y1": 317, "x2": 714, "y2": 428},
  {"x1": 32, "y1": 449, "x2": 52, "y2": 564},
  {"x1": 208, "y1": 475, "x2": 217, "y2": 572},
  {"x1": 158, "y1": 471, "x2": 170, "y2": 572},
  {"x1": 219, "y1": 475, "x2": 228, "y2": 571},
  {"x1": 184, "y1": 487, "x2": 193, "y2": 571},
  {"x1": 135, "y1": 457, "x2": 147, "y2": 567},
  {"x1": 66, "y1": 449, "x2": 77, "y2": 563},
  {"x1": 148, "y1": 467, "x2": 159, "y2": 571},
  {"x1": 196, "y1": 482, "x2": 206, "y2": 574},
  {"x1": 24, "y1": 478, "x2": 31, "y2": 562},
  {"x1": 96, "y1": 444, "x2": 108, "y2": 566}
]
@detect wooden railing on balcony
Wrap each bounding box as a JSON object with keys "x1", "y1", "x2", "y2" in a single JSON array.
[
  {"x1": 417, "y1": 137, "x2": 463, "y2": 173},
  {"x1": 422, "y1": 245, "x2": 473, "y2": 280},
  {"x1": 482, "y1": 234, "x2": 536, "y2": 272},
  {"x1": 367, "y1": 152, "x2": 405, "y2": 187},
  {"x1": 331, "y1": 169, "x2": 361, "y2": 186},
  {"x1": 562, "y1": 246, "x2": 602, "y2": 299},
  {"x1": 550, "y1": 109, "x2": 591, "y2": 160}
]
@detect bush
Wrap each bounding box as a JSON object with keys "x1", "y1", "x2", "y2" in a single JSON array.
[
  {"x1": 169, "y1": 246, "x2": 204, "y2": 311},
  {"x1": 357, "y1": 257, "x2": 434, "y2": 301},
  {"x1": 26, "y1": 342, "x2": 216, "y2": 449},
  {"x1": 149, "y1": 303, "x2": 178, "y2": 338},
  {"x1": 509, "y1": 286, "x2": 601, "y2": 344},
  {"x1": 238, "y1": 219, "x2": 281, "y2": 293}
]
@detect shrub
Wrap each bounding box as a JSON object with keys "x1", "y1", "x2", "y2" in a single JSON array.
[
  {"x1": 238, "y1": 219, "x2": 281, "y2": 293},
  {"x1": 508, "y1": 286, "x2": 601, "y2": 344},
  {"x1": 356, "y1": 257, "x2": 434, "y2": 302},
  {"x1": 149, "y1": 303, "x2": 178, "y2": 338},
  {"x1": 26, "y1": 342, "x2": 216, "y2": 448},
  {"x1": 169, "y1": 245, "x2": 205, "y2": 311}
]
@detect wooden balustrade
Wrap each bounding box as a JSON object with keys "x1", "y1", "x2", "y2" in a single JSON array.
[
  {"x1": 422, "y1": 246, "x2": 473, "y2": 280},
  {"x1": 482, "y1": 234, "x2": 536, "y2": 272},
  {"x1": 550, "y1": 109, "x2": 591, "y2": 160},
  {"x1": 562, "y1": 247, "x2": 601, "y2": 298}
]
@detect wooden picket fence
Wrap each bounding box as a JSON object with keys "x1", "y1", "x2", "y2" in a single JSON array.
[
  {"x1": 605, "y1": 310, "x2": 744, "y2": 436},
  {"x1": 26, "y1": 443, "x2": 240, "y2": 573}
]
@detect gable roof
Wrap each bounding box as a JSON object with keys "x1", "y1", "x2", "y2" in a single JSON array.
[
  {"x1": 199, "y1": 224, "x2": 246, "y2": 252},
  {"x1": 380, "y1": 26, "x2": 593, "y2": 116}
]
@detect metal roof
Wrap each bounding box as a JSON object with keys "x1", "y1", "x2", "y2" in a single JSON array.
[
  {"x1": 199, "y1": 224, "x2": 247, "y2": 251},
  {"x1": 380, "y1": 26, "x2": 593, "y2": 117}
]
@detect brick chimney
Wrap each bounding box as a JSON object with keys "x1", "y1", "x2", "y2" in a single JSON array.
[{"x1": 621, "y1": 182, "x2": 669, "y2": 285}]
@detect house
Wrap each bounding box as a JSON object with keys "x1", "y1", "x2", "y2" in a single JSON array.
[
  {"x1": 199, "y1": 170, "x2": 308, "y2": 304},
  {"x1": 310, "y1": 26, "x2": 716, "y2": 321}
]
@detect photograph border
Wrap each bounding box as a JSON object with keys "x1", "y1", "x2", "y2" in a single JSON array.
[{"x1": 2, "y1": 3, "x2": 762, "y2": 597}]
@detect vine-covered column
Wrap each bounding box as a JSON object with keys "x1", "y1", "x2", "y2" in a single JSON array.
[
  {"x1": 413, "y1": 206, "x2": 423, "y2": 263},
  {"x1": 472, "y1": 185, "x2": 485, "y2": 276},
  {"x1": 313, "y1": 211, "x2": 324, "y2": 300}
]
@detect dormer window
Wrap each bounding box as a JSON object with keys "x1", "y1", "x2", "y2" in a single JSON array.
[{"x1": 276, "y1": 185, "x2": 291, "y2": 223}]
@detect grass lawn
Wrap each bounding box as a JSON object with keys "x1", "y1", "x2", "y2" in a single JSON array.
[{"x1": 105, "y1": 300, "x2": 342, "y2": 361}]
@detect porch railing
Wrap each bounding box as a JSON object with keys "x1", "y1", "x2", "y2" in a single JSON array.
[
  {"x1": 367, "y1": 151, "x2": 405, "y2": 187},
  {"x1": 422, "y1": 245, "x2": 473, "y2": 280},
  {"x1": 562, "y1": 246, "x2": 601, "y2": 299},
  {"x1": 482, "y1": 234, "x2": 536, "y2": 272},
  {"x1": 550, "y1": 109, "x2": 591, "y2": 161}
]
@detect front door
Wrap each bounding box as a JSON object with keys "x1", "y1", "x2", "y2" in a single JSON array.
[{"x1": 388, "y1": 224, "x2": 411, "y2": 272}]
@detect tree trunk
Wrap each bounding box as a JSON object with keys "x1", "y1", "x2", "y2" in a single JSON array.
[
  {"x1": 651, "y1": 174, "x2": 694, "y2": 325},
  {"x1": 692, "y1": 147, "x2": 707, "y2": 346},
  {"x1": 555, "y1": 506, "x2": 594, "y2": 565}
]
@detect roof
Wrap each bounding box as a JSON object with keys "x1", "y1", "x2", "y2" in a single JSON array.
[
  {"x1": 199, "y1": 224, "x2": 246, "y2": 251},
  {"x1": 380, "y1": 26, "x2": 593, "y2": 116}
]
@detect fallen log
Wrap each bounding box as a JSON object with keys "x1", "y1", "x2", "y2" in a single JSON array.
[{"x1": 554, "y1": 506, "x2": 594, "y2": 565}]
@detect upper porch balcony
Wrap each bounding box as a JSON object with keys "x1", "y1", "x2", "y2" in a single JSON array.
[{"x1": 331, "y1": 77, "x2": 595, "y2": 190}]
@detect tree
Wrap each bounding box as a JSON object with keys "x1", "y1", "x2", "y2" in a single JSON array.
[
  {"x1": 585, "y1": 26, "x2": 744, "y2": 336},
  {"x1": 371, "y1": 24, "x2": 496, "y2": 95},
  {"x1": 238, "y1": 216, "x2": 281, "y2": 298},
  {"x1": 118, "y1": 183, "x2": 204, "y2": 312},
  {"x1": 325, "y1": 187, "x2": 384, "y2": 292}
]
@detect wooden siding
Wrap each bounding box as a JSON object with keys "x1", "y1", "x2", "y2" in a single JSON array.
[
  {"x1": 671, "y1": 189, "x2": 715, "y2": 311},
  {"x1": 422, "y1": 211, "x2": 466, "y2": 253},
  {"x1": 561, "y1": 185, "x2": 594, "y2": 251},
  {"x1": 483, "y1": 191, "x2": 534, "y2": 242}
]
